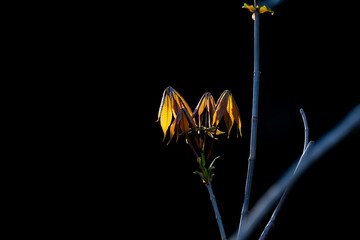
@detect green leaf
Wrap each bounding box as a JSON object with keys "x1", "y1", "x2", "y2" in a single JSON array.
[{"x1": 209, "y1": 156, "x2": 221, "y2": 169}]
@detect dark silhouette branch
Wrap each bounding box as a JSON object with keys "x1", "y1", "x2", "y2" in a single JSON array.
[
  {"x1": 237, "y1": 1, "x2": 261, "y2": 239},
  {"x1": 259, "y1": 108, "x2": 310, "y2": 240},
  {"x1": 230, "y1": 104, "x2": 360, "y2": 240}
]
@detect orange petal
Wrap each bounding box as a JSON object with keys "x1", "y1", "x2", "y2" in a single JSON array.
[
  {"x1": 207, "y1": 94, "x2": 216, "y2": 126},
  {"x1": 168, "y1": 108, "x2": 197, "y2": 144},
  {"x1": 192, "y1": 93, "x2": 207, "y2": 126},
  {"x1": 170, "y1": 87, "x2": 193, "y2": 118},
  {"x1": 213, "y1": 90, "x2": 229, "y2": 127},
  {"x1": 229, "y1": 94, "x2": 242, "y2": 137},
  {"x1": 212, "y1": 90, "x2": 242, "y2": 137},
  {"x1": 159, "y1": 93, "x2": 172, "y2": 140}
]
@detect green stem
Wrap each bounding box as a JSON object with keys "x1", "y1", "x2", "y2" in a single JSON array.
[
  {"x1": 206, "y1": 182, "x2": 227, "y2": 240},
  {"x1": 195, "y1": 152, "x2": 226, "y2": 239}
]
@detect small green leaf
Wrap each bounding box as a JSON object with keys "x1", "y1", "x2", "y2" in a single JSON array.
[
  {"x1": 197, "y1": 157, "x2": 202, "y2": 166},
  {"x1": 209, "y1": 156, "x2": 221, "y2": 169}
]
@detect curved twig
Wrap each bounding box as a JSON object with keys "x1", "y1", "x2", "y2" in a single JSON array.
[
  {"x1": 259, "y1": 108, "x2": 310, "y2": 240},
  {"x1": 230, "y1": 104, "x2": 360, "y2": 240},
  {"x1": 300, "y1": 108, "x2": 309, "y2": 152}
]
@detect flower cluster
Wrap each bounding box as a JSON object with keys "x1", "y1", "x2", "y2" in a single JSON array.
[{"x1": 157, "y1": 86, "x2": 242, "y2": 183}]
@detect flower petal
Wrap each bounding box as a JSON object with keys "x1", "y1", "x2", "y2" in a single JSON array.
[
  {"x1": 167, "y1": 108, "x2": 197, "y2": 144},
  {"x1": 207, "y1": 94, "x2": 216, "y2": 127},
  {"x1": 224, "y1": 97, "x2": 235, "y2": 137},
  {"x1": 157, "y1": 88, "x2": 168, "y2": 122},
  {"x1": 243, "y1": 3, "x2": 255, "y2": 13},
  {"x1": 192, "y1": 92, "x2": 215, "y2": 127},
  {"x1": 213, "y1": 90, "x2": 229, "y2": 127},
  {"x1": 177, "y1": 110, "x2": 189, "y2": 142},
  {"x1": 212, "y1": 90, "x2": 242, "y2": 137},
  {"x1": 229, "y1": 94, "x2": 242, "y2": 137},
  {"x1": 169, "y1": 87, "x2": 193, "y2": 118},
  {"x1": 192, "y1": 93, "x2": 207, "y2": 126},
  {"x1": 167, "y1": 116, "x2": 177, "y2": 145},
  {"x1": 159, "y1": 93, "x2": 172, "y2": 140},
  {"x1": 158, "y1": 86, "x2": 195, "y2": 141},
  {"x1": 259, "y1": 5, "x2": 274, "y2": 15}
]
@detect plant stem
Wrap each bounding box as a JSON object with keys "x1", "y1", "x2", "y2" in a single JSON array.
[
  {"x1": 237, "y1": 1, "x2": 260, "y2": 239},
  {"x1": 234, "y1": 104, "x2": 360, "y2": 240},
  {"x1": 259, "y1": 108, "x2": 309, "y2": 240},
  {"x1": 206, "y1": 182, "x2": 227, "y2": 240},
  {"x1": 300, "y1": 108, "x2": 309, "y2": 152},
  {"x1": 259, "y1": 109, "x2": 310, "y2": 240},
  {"x1": 186, "y1": 135, "x2": 199, "y2": 158}
]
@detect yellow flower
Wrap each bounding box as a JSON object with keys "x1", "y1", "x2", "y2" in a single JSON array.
[
  {"x1": 157, "y1": 87, "x2": 242, "y2": 144},
  {"x1": 243, "y1": 3, "x2": 256, "y2": 12},
  {"x1": 157, "y1": 86, "x2": 193, "y2": 141},
  {"x1": 243, "y1": 3, "x2": 274, "y2": 20},
  {"x1": 192, "y1": 92, "x2": 216, "y2": 128},
  {"x1": 212, "y1": 90, "x2": 242, "y2": 138},
  {"x1": 157, "y1": 87, "x2": 242, "y2": 184},
  {"x1": 167, "y1": 107, "x2": 197, "y2": 144},
  {"x1": 191, "y1": 91, "x2": 242, "y2": 138},
  {"x1": 259, "y1": 5, "x2": 274, "y2": 14}
]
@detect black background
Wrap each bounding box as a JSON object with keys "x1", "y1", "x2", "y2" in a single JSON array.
[{"x1": 55, "y1": 1, "x2": 360, "y2": 239}]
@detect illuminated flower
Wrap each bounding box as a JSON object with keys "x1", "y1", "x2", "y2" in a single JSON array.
[
  {"x1": 157, "y1": 87, "x2": 243, "y2": 182},
  {"x1": 157, "y1": 86, "x2": 193, "y2": 140},
  {"x1": 157, "y1": 87, "x2": 242, "y2": 143},
  {"x1": 243, "y1": 3, "x2": 274, "y2": 20},
  {"x1": 192, "y1": 92, "x2": 216, "y2": 128},
  {"x1": 213, "y1": 90, "x2": 242, "y2": 138},
  {"x1": 192, "y1": 91, "x2": 242, "y2": 138},
  {"x1": 167, "y1": 107, "x2": 197, "y2": 144}
]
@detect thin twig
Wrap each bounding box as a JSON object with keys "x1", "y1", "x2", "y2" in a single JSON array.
[
  {"x1": 259, "y1": 108, "x2": 310, "y2": 240},
  {"x1": 206, "y1": 182, "x2": 227, "y2": 240},
  {"x1": 207, "y1": 139, "x2": 215, "y2": 161},
  {"x1": 186, "y1": 135, "x2": 199, "y2": 158},
  {"x1": 300, "y1": 108, "x2": 309, "y2": 152},
  {"x1": 230, "y1": 103, "x2": 360, "y2": 240},
  {"x1": 237, "y1": 1, "x2": 261, "y2": 238}
]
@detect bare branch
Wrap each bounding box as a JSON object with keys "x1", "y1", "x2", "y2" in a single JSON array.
[
  {"x1": 300, "y1": 108, "x2": 309, "y2": 152},
  {"x1": 206, "y1": 183, "x2": 227, "y2": 240},
  {"x1": 237, "y1": 1, "x2": 261, "y2": 238},
  {"x1": 259, "y1": 108, "x2": 310, "y2": 240},
  {"x1": 230, "y1": 104, "x2": 360, "y2": 240}
]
